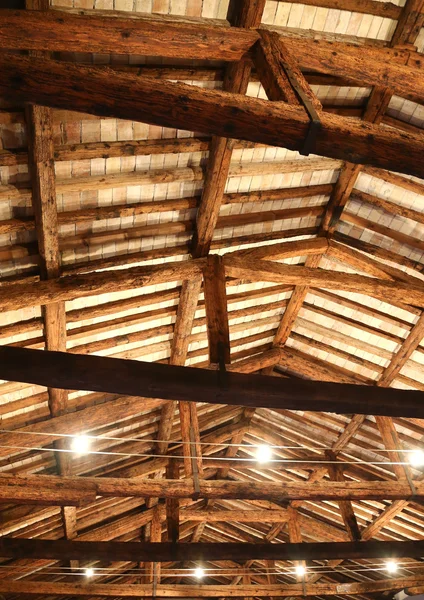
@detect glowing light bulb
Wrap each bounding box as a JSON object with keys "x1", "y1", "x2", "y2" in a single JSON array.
[
  {"x1": 71, "y1": 435, "x2": 91, "y2": 456},
  {"x1": 386, "y1": 561, "x2": 398, "y2": 574},
  {"x1": 85, "y1": 568, "x2": 94, "y2": 578},
  {"x1": 256, "y1": 444, "x2": 273, "y2": 464},
  {"x1": 295, "y1": 565, "x2": 306, "y2": 577},
  {"x1": 409, "y1": 449, "x2": 424, "y2": 468},
  {"x1": 194, "y1": 567, "x2": 205, "y2": 579}
]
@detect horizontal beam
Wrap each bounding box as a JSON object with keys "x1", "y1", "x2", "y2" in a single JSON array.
[
  {"x1": 1, "y1": 346, "x2": 424, "y2": 418},
  {"x1": 2, "y1": 473, "x2": 424, "y2": 503},
  {"x1": 0, "y1": 9, "x2": 256, "y2": 61},
  {"x1": 223, "y1": 256, "x2": 424, "y2": 308},
  {"x1": 2, "y1": 538, "x2": 424, "y2": 562},
  {"x1": 0, "y1": 54, "x2": 423, "y2": 178},
  {"x1": 0, "y1": 577, "x2": 423, "y2": 597},
  {"x1": 0, "y1": 259, "x2": 204, "y2": 312},
  {"x1": 0, "y1": 11, "x2": 422, "y2": 104}
]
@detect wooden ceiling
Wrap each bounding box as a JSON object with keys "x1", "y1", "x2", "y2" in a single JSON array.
[{"x1": 0, "y1": 0, "x2": 424, "y2": 598}]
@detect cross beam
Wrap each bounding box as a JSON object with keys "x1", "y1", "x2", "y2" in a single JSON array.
[
  {"x1": 0, "y1": 346, "x2": 424, "y2": 418},
  {"x1": 1, "y1": 54, "x2": 423, "y2": 178},
  {"x1": 1, "y1": 538, "x2": 424, "y2": 562}
]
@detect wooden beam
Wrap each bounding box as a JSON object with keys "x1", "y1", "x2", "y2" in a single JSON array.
[
  {"x1": 191, "y1": 0, "x2": 265, "y2": 259},
  {"x1": 0, "y1": 259, "x2": 204, "y2": 313},
  {"x1": 377, "y1": 314, "x2": 424, "y2": 387},
  {"x1": 24, "y1": 1, "x2": 77, "y2": 542},
  {"x1": 1, "y1": 11, "x2": 423, "y2": 102},
  {"x1": 2, "y1": 346, "x2": 424, "y2": 418},
  {"x1": 223, "y1": 257, "x2": 424, "y2": 308},
  {"x1": 203, "y1": 255, "x2": 231, "y2": 366},
  {"x1": 254, "y1": 29, "x2": 321, "y2": 110},
  {"x1": 1, "y1": 54, "x2": 424, "y2": 178},
  {"x1": 3, "y1": 538, "x2": 424, "y2": 562},
  {"x1": 1, "y1": 577, "x2": 424, "y2": 597},
  {"x1": 0, "y1": 9, "x2": 257, "y2": 61},
  {"x1": 326, "y1": 452, "x2": 361, "y2": 542}
]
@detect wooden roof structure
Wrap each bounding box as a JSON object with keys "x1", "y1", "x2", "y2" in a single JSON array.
[{"x1": 1, "y1": 0, "x2": 424, "y2": 598}]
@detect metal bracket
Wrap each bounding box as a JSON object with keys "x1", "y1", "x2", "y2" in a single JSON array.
[
  {"x1": 190, "y1": 425, "x2": 201, "y2": 501},
  {"x1": 279, "y1": 58, "x2": 322, "y2": 156}
]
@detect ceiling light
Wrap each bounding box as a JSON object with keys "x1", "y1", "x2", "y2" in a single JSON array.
[
  {"x1": 85, "y1": 568, "x2": 94, "y2": 578},
  {"x1": 386, "y1": 561, "x2": 398, "y2": 574},
  {"x1": 71, "y1": 435, "x2": 91, "y2": 456},
  {"x1": 295, "y1": 565, "x2": 306, "y2": 577},
  {"x1": 194, "y1": 567, "x2": 205, "y2": 579},
  {"x1": 256, "y1": 444, "x2": 273, "y2": 464},
  {"x1": 409, "y1": 449, "x2": 424, "y2": 468}
]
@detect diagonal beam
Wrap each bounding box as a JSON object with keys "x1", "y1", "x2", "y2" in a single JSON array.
[{"x1": 1, "y1": 54, "x2": 423, "y2": 178}]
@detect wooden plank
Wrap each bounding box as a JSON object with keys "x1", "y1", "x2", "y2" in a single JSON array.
[
  {"x1": 275, "y1": 0, "x2": 402, "y2": 18},
  {"x1": 223, "y1": 257, "x2": 424, "y2": 308},
  {"x1": 351, "y1": 190, "x2": 424, "y2": 225},
  {"x1": 203, "y1": 255, "x2": 230, "y2": 365},
  {"x1": 1, "y1": 55, "x2": 424, "y2": 177},
  {"x1": 377, "y1": 314, "x2": 424, "y2": 387},
  {"x1": 1, "y1": 346, "x2": 424, "y2": 418}
]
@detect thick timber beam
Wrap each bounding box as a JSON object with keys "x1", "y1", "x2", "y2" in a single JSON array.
[
  {"x1": 1, "y1": 577, "x2": 424, "y2": 597},
  {"x1": 2, "y1": 538, "x2": 424, "y2": 562},
  {"x1": 0, "y1": 11, "x2": 423, "y2": 103},
  {"x1": 1, "y1": 346, "x2": 424, "y2": 418},
  {"x1": 0, "y1": 54, "x2": 424, "y2": 178}
]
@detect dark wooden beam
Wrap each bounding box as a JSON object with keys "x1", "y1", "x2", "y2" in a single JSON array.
[
  {"x1": 2, "y1": 538, "x2": 424, "y2": 562},
  {"x1": 0, "y1": 346, "x2": 424, "y2": 418},
  {"x1": 1, "y1": 54, "x2": 423, "y2": 178},
  {"x1": 203, "y1": 255, "x2": 231, "y2": 365}
]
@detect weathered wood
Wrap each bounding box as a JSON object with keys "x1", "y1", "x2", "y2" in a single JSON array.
[
  {"x1": 352, "y1": 190, "x2": 424, "y2": 226},
  {"x1": 1, "y1": 346, "x2": 424, "y2": 418},
  {"x1": 277, "y1": 0, "x2": 402, "y2": 18},
  {"x1": 0, "y1": 9, "x2": 257, "y2": 60},
  {"x1": 203, "y1": 255, "x2": 231, "y2": 365},
  {"x1": 1, "y1": 575, "x2": 424, "y2": 597},
  {"x1": 326, "y1": 453, "x2": 361, "y2": 541},
  {"x1": 378, "y1": 314, "x2": 424, "y2": 386},
  {"x1": 1, "y1": 12, "x2": 423, "y2": 101},
  {"x1": 191, "y1": 0, "x2": 265, "y2": 258},
  {"x1": 0, "y1": 259, "x2": 205, "y2": 313},
  {"x1": 25, "y1": 81, "x2": 76, "y2": 542},
  {"x1": 1, "y1": 54, "x2": 423, "y2": 177},
  {"x1": 271, "y1": 254, "x2": 323, "y2": 347},
  {"x1": 255, "y1": 29, "x2": 321, "y2": 110},
  {"x1": 223, "y1": 256, "x2": 424, "y2": 308}
]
